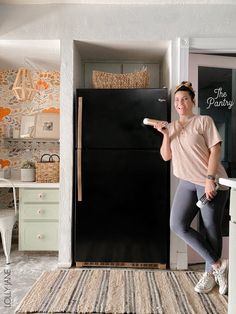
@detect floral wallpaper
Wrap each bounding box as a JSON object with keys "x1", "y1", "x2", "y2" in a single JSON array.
[
  {"x1": 0, "y1": 69, "x2": 60, "y2": 210},
  {"x1": 0, "y1": 69, "x2": 60, "y2": 171}
]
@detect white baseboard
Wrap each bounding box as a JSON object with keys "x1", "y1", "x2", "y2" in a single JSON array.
[{"x1": 57, "y1": 262, "x2": 72, "y2": 268}]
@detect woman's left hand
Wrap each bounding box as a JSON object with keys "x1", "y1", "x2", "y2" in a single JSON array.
[{"x1": 205, "y1": 179, "x2": 218, "y2": 200}]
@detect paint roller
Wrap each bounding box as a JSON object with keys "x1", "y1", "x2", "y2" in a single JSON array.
[{"x1": 143, "y1": 118, "x2": 168, "y2": 129}]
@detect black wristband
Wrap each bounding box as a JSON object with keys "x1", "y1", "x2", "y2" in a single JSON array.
[{"x1": 207, "y1": 175, "x2": 215, "y2": 180}]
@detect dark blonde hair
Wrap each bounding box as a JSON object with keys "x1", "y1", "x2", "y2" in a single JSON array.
[{"x1": 175, "y1": 81, "x2": 195, "y2": 101}]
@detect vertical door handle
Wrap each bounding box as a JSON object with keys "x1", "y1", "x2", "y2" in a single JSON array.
[{"x1": 77, "y1": 96, "x2": 82, "y2": 201}]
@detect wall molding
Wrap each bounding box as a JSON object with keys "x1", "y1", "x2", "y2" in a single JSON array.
[{"x1": 190, "y1": 38, "x2": 236, "y2": 53}]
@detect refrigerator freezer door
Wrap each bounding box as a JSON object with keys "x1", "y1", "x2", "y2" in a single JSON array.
[
  {"x1": 76, "y1": 88, "x2": 168, "y2": 149},
  {"x1": 74, "y1": 149, "x2": 169, "y2": 265}
]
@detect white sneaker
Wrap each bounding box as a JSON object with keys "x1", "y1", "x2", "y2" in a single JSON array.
[
  {"x1": 194, "y1": 272, "x2": 216, "y2": 293},
  {"x1": 213, "y1": 259, "x2": 228, "y2": 295}
]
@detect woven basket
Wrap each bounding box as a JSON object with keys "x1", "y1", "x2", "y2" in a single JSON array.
[
  {"x1": 36, "y1": 154, "x2": 60, "y2": 183},
  {"x1": 92, "y1": 69, "x2": 149, "y2": 89}
]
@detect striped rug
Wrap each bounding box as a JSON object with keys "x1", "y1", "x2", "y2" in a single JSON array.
[{"x1": 15, "y1": 269, "x2": 227, "y2": 314}]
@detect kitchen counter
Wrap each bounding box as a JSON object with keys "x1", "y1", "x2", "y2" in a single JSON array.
[
  {"x1": 219, "y1": 177, "x2": 236, "y2": 189},
  {"x1": 0, "y1": 179, "x2": 59, "y2": 188}
]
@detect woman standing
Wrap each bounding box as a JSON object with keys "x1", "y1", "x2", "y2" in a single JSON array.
[{"x1": 154, "y1": 81, "x2": 229, "y2": 294}]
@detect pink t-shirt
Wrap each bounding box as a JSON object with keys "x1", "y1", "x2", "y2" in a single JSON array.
[{"x1": 168, "y1": 115, "x2": 228, "y2": 188}]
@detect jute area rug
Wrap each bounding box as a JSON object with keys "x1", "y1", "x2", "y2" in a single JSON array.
[{"x1": 15, "y1": 269, "x2": 227, "y2": 314}]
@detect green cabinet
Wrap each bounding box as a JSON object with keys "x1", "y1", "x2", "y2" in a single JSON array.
[{"x1": 19, "y1": 188, "x2": 59, "y2": 251}]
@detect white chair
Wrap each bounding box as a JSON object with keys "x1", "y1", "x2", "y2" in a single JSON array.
[{"x1": 0, "y1": 178, "x2": 18, "y2": 264}]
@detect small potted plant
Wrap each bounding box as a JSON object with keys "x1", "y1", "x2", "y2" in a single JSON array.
[{"x1": 21, "y1": 160, "x2": 36, "y2": 182}]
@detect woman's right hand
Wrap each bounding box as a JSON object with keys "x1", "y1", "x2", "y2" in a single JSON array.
[{"x1": 153, "y1": 120, "x2": 169, "y2": 135}]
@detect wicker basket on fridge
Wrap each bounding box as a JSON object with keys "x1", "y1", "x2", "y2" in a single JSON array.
[
  {"x1": 36, "y1": 154, "x2": 60, "y2": 183},
  {"x1": 92, "y1": 69, "x2": 149, "y2": 89}
]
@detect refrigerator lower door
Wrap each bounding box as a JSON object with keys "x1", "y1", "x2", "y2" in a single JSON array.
[{"x1": 74, "y1": 149, "x2": 169, "y2": 267}]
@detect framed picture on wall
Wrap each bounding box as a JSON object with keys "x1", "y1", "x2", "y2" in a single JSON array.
[
  {"x1": 20, "y1": 115, "x2": 36, "y2": 138},
  {"x1": 34, "y1": 112, "x2": 60, "y2": 139}
]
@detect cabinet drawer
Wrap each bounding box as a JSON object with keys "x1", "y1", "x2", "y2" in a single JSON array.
[
  {"x1": 21, "y1": 189, "x2": 59, "y2": 203},
  {"x1": 20, "y1": 222, "x2": 58, "y2": 251},
  {"x1": 21, "y1": 203, "x2": 58, "y2": 220}
]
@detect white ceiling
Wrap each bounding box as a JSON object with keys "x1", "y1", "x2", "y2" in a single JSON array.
[
  {"x1": 0, "y1": 39, "x2": 169, "y2": 69},
  {"x1": 0, "y1": 40, "x2": 60, "y2": 70}
]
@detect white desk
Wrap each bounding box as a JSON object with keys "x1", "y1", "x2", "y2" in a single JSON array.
[
  {"x1": 219, "y1": 178, "x2": 236, "y2": 314},
  {"x1": 0, "y1": 179, "x2": 59, "y2": 188},
  {"x1": 0, "y1": 179, "x2": 60, "y2": 251}
]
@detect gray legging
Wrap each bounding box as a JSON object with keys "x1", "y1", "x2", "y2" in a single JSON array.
[{"x1": 170, "y1": 179, "x2": 229, "y2": 272}]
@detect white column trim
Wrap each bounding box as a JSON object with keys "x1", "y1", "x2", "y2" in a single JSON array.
[
  {"x1": 58, "y1": 39, "x2": 74, "y2": 268},
  {"x1": 169, "y1": 37, "x2": 189, "y2": 270},
  {"x1": 177, "y1": 38, "x2": 190, "y2": 83}
]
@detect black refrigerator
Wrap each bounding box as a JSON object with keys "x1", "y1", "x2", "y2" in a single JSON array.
[{"x1": 74, "y1": 88, "x2": 170, "y2": 268}]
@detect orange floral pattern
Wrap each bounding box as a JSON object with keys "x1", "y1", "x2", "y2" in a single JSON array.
[
  {"x1": 35, "y1": 79, "x2": 49, "y2": 90},
  {"x1": 0, "y1": 107, "x2": 11, "y2": 121},
  {"x1": 0, "y1": 159, "x2": 11, "y2": 168},
  {"x1": 42, "y1": 107, "x2": 60, "y2": 113}
]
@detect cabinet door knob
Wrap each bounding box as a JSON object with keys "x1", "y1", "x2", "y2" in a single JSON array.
[
  {"x1": 37, "y1": 234, "x2": 44, "y2": 240},
  {"x1": 38, "y1": 193, "x2": 45, "y2": 199},
  {"x1": 37, "y1": 209, "x2": 44, "y2": 215}
]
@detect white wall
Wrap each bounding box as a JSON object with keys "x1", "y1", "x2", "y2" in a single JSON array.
[
  {"x1": 1, "y1": 4, "x2": 236, "y2": 40},
  {"x1": 73, "y1": 43, "x2": 83, "y2": 89},
  {"x1": 1, "y1": 3, "x2": 236, "y2": 268}
]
